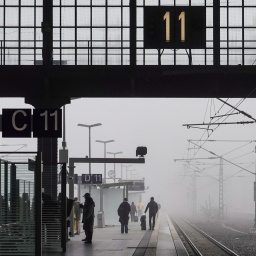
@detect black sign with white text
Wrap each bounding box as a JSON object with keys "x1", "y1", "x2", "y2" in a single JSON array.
[
  {"x1": 2, "y1": 109, "x2": 32, "y2": 138},
  {"x1": 33, "y1": 109, "x2": 62, "y2": 138},
  {"x1": 82, "y1": 174, "x2": 102, "y2": 184},
  {"x1": 2, "y1": 108, "x2": 62, "y2": 138}
]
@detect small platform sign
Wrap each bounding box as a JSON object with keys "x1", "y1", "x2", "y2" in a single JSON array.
[
  {"x1": 2, "y1": 109, "x2": 32, "y2": 138},
  {"x1": 82, "y1": 174, "x2": 103, "y2": 184},
  {"x1": 33, "y1": 109, "x2": 62, "y2": 138}
]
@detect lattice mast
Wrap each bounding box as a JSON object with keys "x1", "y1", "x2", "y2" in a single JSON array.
[{"x1": 219, "y1": 157, "x2": 224, "y2": 220}]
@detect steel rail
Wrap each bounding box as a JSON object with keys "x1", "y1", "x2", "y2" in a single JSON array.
[
  {"x1": 170, "y1": 217, "x2": 203, "y2": 256},
  {"x1": 183, "y1": 219, "x2": 240, "y2": 256}
]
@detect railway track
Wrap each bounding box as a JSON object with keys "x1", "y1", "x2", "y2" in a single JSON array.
[{"x1": 170, "y1": 216, "x2": 239, "y2": 256}]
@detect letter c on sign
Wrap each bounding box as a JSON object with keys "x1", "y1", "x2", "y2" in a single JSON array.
[{"x1": 12, "y1": 110, "x2": 27, "y2": 131}]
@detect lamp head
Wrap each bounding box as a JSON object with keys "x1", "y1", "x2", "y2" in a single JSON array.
[{"x1": 136, "y1": 146, "x2": 147, "y2": 157}]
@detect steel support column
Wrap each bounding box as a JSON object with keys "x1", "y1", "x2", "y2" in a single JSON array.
[
  {"x1": 219, "y1": 157, "x2": 224, "y2": 220},
  {"x1": 69, "y1": 160, "x2": 75, "y2": 236},
  {"x1": 35, "y1": 153, "x2": 42, "y2": 256},
  {"x1": 192, "y1": 171, "x2": 197, "y2": 217},
  {"x1": 61, "y1": 163, "x2": 67, "y2": 251},
  {"x1": 213, "y1": 0, "x2": 220, "y2": 66},
  {"x1": 4, "y1": 161, "x2": 8, "y2": 224},
  {"x1": 130, "y1": 0, "x2": 136, "y2": 67},
  {"x1": 0, "y1": 160, "x2": 1, "y2": 221}
]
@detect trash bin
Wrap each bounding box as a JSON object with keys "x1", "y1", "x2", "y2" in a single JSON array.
[{"x1": 97, "y1": 212, "x2": 105, "y2": 228}]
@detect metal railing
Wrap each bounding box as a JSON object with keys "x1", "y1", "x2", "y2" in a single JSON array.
[{"x1": 0, "y1": 1, "x2": 255, "y2": 65}]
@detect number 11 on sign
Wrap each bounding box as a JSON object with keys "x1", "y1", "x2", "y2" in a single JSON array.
[
  {"x1": 40, "y1": 110, "x2": 59, "y2": 131},
  {"x1": 163, "y1": 11, "x2": 185, "y2": 43}
]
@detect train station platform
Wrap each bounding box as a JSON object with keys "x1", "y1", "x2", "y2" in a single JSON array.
[{"x1": 43, "y1": 212, "x2": 188, "y2": 256}]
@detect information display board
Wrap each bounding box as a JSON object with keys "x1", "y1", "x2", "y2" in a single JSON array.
[{"x1": 128, "y1": 180, "x2": 145, "y2": 191}]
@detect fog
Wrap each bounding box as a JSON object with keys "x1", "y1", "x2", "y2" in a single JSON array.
[{"x1": 1, "y1": 97, "x2": 256, "y2": 218}]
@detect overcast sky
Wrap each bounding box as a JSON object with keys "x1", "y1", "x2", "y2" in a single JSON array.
[{"x1": 1, "y1": 97, "x2": 256, "y2": 215}]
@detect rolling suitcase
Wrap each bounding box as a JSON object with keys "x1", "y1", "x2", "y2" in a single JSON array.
[
  {"x1": 134, "y1": 213, "x2": 138, "y2": 222},
  {"x1": 140, "y1": 215, "x2": 146, "y2": 230}
]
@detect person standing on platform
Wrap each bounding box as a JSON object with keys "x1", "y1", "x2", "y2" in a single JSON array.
[
  {"x1": 137, "y1": 201, "x2": 144, "y2": 218},
  {"x1": 82, "y1": 193, "x2": 95, "y2": 244},
  {"x1": 73, "y1": 197, "x2": 83, "y2": 235},
  {"x1": 130, "y1": 202, "x2": 137, "y2": 222},
  {"x1": 144, "y1": 197, "x2": 158, "y2": 230},
  {"x1": 117, "y1": 198, "x2": 131, "y2": 234}
]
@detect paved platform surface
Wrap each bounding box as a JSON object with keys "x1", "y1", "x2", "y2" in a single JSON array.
[{"x1": 43, "y1": 212, "x2": 188, "y2": 256}]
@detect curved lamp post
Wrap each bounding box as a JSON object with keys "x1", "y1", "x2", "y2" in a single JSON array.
[
  {"x1": 95, "y1": 139, "x2": 114, "y2": 212},
  {"x1": 77, "y1": 123, "x2": 102, "y2": 193},
  {"x1": 107, "y1": 151, "x2": 123, "y2": 183}
]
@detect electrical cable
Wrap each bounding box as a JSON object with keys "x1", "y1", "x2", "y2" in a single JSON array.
[
  {"x1": 203, "y1": 99, "x2": 210, "y2": 124},
  {"x1": 230, "y1": 150, "x2": 254, "y2": 161},
  {"x1": 224, "y1": 162, "x2": 255, "y2": 181},
  {"x1": 189, "y1": 140, "x2": 255, "y2": 175},
  {"x1": 221, "y1": 142, "x2": 253, "y2": 157},
  {"x1": 187, "y1": 96, "x2": 255, "y2": 161}
]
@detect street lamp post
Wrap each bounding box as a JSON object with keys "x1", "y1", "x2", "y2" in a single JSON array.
[
  {"x1": 122, "y1": 165, "x2": 132, "y2": 180},
  {"x1": 95, "y1": 140, "x2": 115, "y2": 183},
  {"x1": 129, "y1": 170, "x2": 137, "y2": 180},
  {"x1": 95, "y1": 139, "x2": 114, "y2": 212},
  {"x1": 254, "y1": 146, "x2": 256, "y2": 229},
  {"x1": 77, "y1": 123, "x2": 102, "y2": 193},
  {"x1": 107, "y1": 151, "x2": 123, "y2": 183},
  {"x1": 127, "y1": 169, "x2": 136, "y2": 180}
]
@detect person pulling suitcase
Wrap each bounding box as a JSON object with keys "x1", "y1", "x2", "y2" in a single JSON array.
[{"x1": 144, "y1": 197, "x2": 158, "y2": 230}]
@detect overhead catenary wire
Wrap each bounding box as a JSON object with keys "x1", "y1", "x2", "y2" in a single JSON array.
[
  {"x1": 179, "y1": 148, "x2": 255, "y2": 181},
  {"x1": 186, "y1": 97, "x2": 254, "y2": 160},
  {"x1": 221, "y1": 142, "x2": 253, "y2": 157},
  {"x1": 188, "y1": 163, "x2": 219, "y2": 181},
  {"x1": 186, "y1": 99, "x2": 237, "y2": 159},
  {"x1": 186, "y1": 161, "x2": 254, "y2": 166},
  {"x1": 187, "y1": 140, "x2": 255, "y2": 161},
  {"x1": 184, "y1": 121, "x2": 255, "y2": 127},
  {"x1": 224, "y1": 162, "x2": 255, "y2": 181},
  {"x1": 210, "y1": 112, "x2": 239, "y2": 119},
  {"x1": 188, "y1": 140, "x2": 256, "y2": 142},
  {"x1": 189, "y1": 141, "x2": 255, "y2": 176},
  {"x1": 217, "y1": 98, "x2": 256, "y2": 122}
]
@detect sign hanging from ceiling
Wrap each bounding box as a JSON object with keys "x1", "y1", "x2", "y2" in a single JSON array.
[
  {"x1": 144, "y1": 6, "x2": 206, "y2": 49},
  {"x1": 1, "y1": 108, "x2": 62, "y2": 138}
]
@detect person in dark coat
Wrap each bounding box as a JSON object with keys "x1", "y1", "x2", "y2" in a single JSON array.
[
  {"x1": 117, "y1": 198, "x2": 131, "y2": 234},
  {"x1": 82, "y1": 194, "x2": 95, "y2": 244},
  {"x1": 144, "y1": 197, "x2": 158, "y2": 230}
]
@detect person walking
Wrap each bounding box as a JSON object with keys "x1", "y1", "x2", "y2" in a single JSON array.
[
  {"x1": 73, "y1": 197, "x2": 83, "y2": 235},
  {"x1": 82, "y1": 193, "x2": 95, "y2": 244},
  {"x1": 130, "y1": 202, "x2": 137, "y2": 222},
  {"x1": 117, "y1": 198, "x2": 131, "y2": 234},
  {"x1": 144, "y1": 197, "x2": 158, "y2": 230}
]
